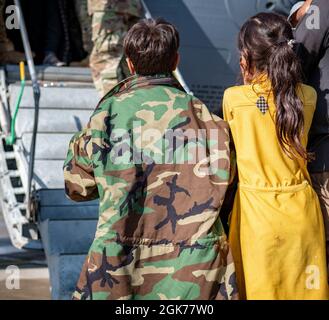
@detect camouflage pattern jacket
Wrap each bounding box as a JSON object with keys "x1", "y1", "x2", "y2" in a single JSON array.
[{"x1": 63, "y1": 74, "x2": 238, "y2": 300}]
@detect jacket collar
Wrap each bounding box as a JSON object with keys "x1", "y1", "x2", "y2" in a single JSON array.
[{"x1": 102, "y1": 73, "x2": 183, "y2": 100}]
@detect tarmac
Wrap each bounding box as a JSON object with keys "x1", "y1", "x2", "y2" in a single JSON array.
[{"x1": 0, "y1": 213, "x2": 51, "y2": 300}]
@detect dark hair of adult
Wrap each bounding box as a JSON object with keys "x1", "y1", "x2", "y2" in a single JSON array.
[
  {"x1": 124, "y1": 18, "x2": 180, "y2": 76},
  {"x1": 239, "y1": 12, "x2": 311, "y2": 161}
]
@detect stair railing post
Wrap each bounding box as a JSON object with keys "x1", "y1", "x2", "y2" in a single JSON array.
[{"x1": 14, "y1": 0, "x2": 40, "y2": 219}]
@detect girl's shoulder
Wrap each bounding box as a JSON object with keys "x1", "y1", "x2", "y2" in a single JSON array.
[
  {"x1": 222, "y1": 85, "x2": 254, "y2": 121},
  {"x1": 223, "y1": 85, "x2": 251, "y2": 106},
  {"x1": 297, "y1": 84, "x2": 317, "y2": 108},
  {"x1": 223, "y1": 85, "x2": 246, "y2": 97},
  {"x1": 223, "y1": 83, "x2": 317, "y2": 107}
]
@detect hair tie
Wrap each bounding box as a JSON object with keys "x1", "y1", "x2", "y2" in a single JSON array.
[
  {"x1": 287, "y1": 39, "x2": 296, "y2": 48},
  {"x1": 276, "y1": 38, "x2": 296, "y2": 48}
]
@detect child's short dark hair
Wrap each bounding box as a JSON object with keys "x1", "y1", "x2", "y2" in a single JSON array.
[{"x1": 124, "y1": 18, "x2": 180, "y2": 76}]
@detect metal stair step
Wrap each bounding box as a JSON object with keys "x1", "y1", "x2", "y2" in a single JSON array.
[
  {"x1": 9, "y1": 84, "x2": 99, "y2": 110},
  {"x1": 39, "y1": 216, "x2": 96, "y2": 299},
  {"x1": 15, "y1": 108, "x2": 91, "y2": 137},
  {"x1": 13, "y1": 187, "x2": 25, "y2": 195},
  {"x1": 6, "y1": 65, "x2": 95, "y2": 83},
  {"x1": 4, "y1": 152, "x2": 16, "y2": 159},
  {"x1": 8, "y1": 170, "x2": 21, "y2": 178},
  {"x1": 38, "y1": 205, "x2": 99, "y2": 221},
  {"x1": 27, "y1": 159, "x2": 68, "y2": 189},
  {"x1": 37, "y1": 188, "x2": 98, "y2": 222},
  {"x1": 46, "y1": 253, "x2": 87, "y2": 300},
  {"x1": 21, "y1": 133, "x2": 73, "y2": 160},
  {"x1": 37, "y1": 189, "x2": 99, "y2": 207},
  {"x1": 39, "y1": 219, "x2": 97, "y2": 255}
]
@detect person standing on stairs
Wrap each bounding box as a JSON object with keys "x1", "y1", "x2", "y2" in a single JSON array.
[
  {"x1": 289, "y1": 0, "x2": 329, "y2": 279},
  {"x1": 88, "y1": 0, "x2": 143, "y2": 96}
]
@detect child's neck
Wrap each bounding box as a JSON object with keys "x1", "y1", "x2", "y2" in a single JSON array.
[{"x1": 245, "y1": 72, "x2": 268, "y2": 85}]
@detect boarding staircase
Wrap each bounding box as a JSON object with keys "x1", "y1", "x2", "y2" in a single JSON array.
[{"x1": 0, "y1": 65, "x2": 99, "y2": 299}]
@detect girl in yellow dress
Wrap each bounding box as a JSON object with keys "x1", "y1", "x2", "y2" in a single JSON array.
[{"x1": 223, "y1": 12, "x2": 329, "y2": 300}]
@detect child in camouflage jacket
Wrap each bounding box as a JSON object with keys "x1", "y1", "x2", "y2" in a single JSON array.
[{"x1": 63, "y1": 18, "x2": 238, "y2": 300}]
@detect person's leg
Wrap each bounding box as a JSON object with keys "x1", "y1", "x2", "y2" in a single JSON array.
[
  {"x1": 44, "y1": 0, "x2": 63, "y2": 54},
  {"x1": 43, "y1": 0, "x2": 65, "y2": 66},
  {"x1": 74, "y1": 0, "x2": 92, "y2": 55},
  {"x1": 311, "y1": 171, "x2": 329, "y2": 279},
  {"x1": 89, "y1": 10, "x2": 128, "y2": 96}
]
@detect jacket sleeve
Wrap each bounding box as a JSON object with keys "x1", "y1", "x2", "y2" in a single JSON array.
[{"x1": 63, "y1": 128, "x2": 99, "y2": 202}]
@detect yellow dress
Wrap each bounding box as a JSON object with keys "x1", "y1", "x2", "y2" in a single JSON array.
[{"x1": 223, "y1": 79, "x2": 329, "y2": 300}]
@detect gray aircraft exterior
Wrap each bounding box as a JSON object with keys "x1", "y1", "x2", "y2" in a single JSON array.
[{"x1": 144, "y1": 0, "x2": 300, "y2": 114}]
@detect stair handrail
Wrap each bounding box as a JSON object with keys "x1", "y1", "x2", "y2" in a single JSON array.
[
  {"x1": 6, "y1": 61, "x2": 25, "y2": 145},
  {"x1": 14, "y1": 0, "x2": 40, "y2": 218}
]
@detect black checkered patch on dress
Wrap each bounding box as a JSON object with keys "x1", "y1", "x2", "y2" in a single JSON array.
[{"x1": 256, "y1": 96, "x2": 269, "y2": 114}]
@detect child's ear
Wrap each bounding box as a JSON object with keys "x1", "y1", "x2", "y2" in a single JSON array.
[
  {"x1": 240, "y1": 55, "x2": 252, "y2": 85},
  {"x1": 172, "y1": 53, "x2": 180, "y2": 71},
  {"x1": 240, "y1": 55, "x2": 247, "y2": 72},
  {"x1": 126, "y1": 58, "x2": 136, "y2": 75}
]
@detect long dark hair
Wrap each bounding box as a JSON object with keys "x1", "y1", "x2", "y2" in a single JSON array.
[{"x1": 238, "y1": 12, "x2": 311, "y2": 161}]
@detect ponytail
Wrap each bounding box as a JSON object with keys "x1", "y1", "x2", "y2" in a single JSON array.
[
  {"x1": 268, "y1": 41, "x2": 312, "y2": 161},
  {"x1": 238, "y1": 13, "x2": 313, "y2": 161}
]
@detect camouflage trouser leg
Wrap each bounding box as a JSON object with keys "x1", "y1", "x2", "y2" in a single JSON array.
[
  {"x1": 0, "y1": 0, "x2": 14, "y2": 52},
  {"x1": 89, "y1": 11, "x2": 139, "y2": 96},
  {"x1": 74, "y1": 0, "x2": 92, "y2": 54},
  {"x1": 90, "y1": 11, "x2": 124, "y2": 96}
]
